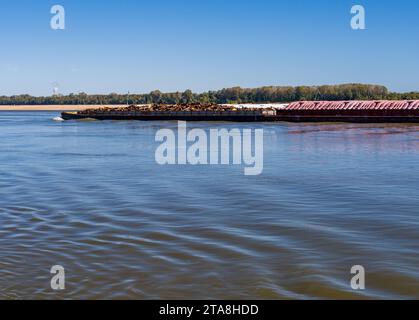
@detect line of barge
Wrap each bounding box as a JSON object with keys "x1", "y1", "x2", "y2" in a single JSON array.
[{"x1": 61, "y1": 100, "x2": 419, "y2": 123}]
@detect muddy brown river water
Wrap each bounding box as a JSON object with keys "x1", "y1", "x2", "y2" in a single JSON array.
[{"x1": 0, "y1": 112, "x2": 418, "y2": 299}]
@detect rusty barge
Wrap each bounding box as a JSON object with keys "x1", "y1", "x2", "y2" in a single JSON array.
[{"x1": 61, "y1": 100, "x2": 419, "y2": 123}]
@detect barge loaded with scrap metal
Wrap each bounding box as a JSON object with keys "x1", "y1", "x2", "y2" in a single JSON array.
[{"x1": 61, "y1": 100, "x2": 419, "y2": 123}]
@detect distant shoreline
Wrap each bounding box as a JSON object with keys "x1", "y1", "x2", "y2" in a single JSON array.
[
  {"x1": 0, "y1": 105, "x2": 124, "y2": 111},
  {"x1": 1, "y1": 84, "x2": 418, "y2": 107}
]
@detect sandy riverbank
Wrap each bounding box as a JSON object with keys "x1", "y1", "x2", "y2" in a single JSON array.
[{"x1": 0, "y1": 105, "x2": 125, "y2": 111}]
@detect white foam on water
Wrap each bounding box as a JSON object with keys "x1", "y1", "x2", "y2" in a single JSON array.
[{"x1": 52, "y1": 117, "x2": 65, "y2": 122}]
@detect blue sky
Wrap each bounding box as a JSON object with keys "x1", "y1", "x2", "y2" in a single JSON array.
[{"x1": 0, "y1": 0, "x2": 418, "y2": 95}]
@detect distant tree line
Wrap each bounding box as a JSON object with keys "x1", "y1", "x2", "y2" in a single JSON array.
[{"x1": 1, "y1": 84, "x2": 418, "y2": 105}]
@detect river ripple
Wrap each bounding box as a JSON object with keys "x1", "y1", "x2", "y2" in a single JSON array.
[{"x1": 0, "y1": 112, "x2": 418, "y2": 299}]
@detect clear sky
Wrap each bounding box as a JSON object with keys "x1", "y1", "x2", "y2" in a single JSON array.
[{"x1": 1, "y1": 0, "x2": 418, "y2": 96}]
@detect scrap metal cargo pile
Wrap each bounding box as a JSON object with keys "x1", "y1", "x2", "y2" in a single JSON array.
[
  {"x1": 62, "y1": 103, "x2": 277, "y2": 121},
  {"x1": 62, "y1": 101, "x2": 419, "y2": 122},
  {"x1": 78, "y1": 104, "x2": 277, "y2": 115}
]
